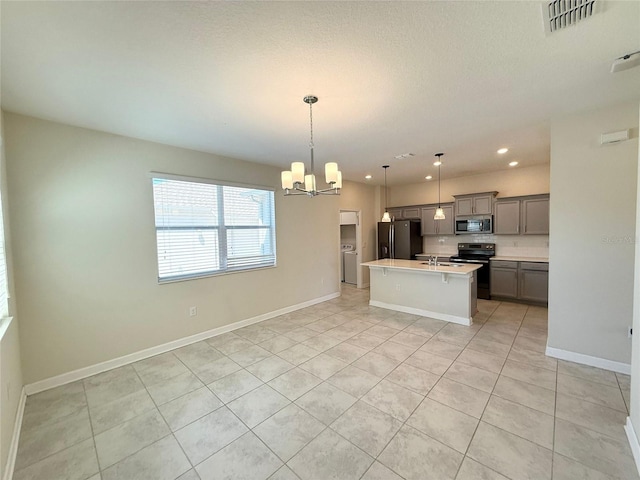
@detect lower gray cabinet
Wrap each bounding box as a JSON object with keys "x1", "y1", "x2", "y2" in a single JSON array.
[
  {"x1": 490, "y1": 260, "x2": 548, "y2": 304},
  {"x1": 519, "y1": 262, "x2": 549, "y2": 303},
  {"x1": 490, "y1": 261, "x2": 518, "y2": 298}
]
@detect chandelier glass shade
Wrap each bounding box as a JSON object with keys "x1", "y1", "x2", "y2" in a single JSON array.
[{"x1": 281, "y1": 96, "x2": 342, "y2": 196}]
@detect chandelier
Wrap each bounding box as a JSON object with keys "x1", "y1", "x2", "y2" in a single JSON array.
[{"x1": 281, "y1": 95, "x2": 342, "y2": 196}]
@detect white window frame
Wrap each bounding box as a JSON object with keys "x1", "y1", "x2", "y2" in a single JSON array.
[{"x1": 150, "y1": 172, "x2": 277, "y2": 283}]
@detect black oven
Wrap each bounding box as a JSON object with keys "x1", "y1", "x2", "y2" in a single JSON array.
[{"x1": 449, "y1": 243, "x2": 495, "y2": 300}]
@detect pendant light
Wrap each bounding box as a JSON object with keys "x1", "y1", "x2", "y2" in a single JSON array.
[
  {"x1": 434, "y1": 153, "x2": 445, "y2": 220},
  {"x1": 381, "y1": 165, "x2": 391, "y2": 222},
  {"x1": 281, "y1": 95, "x2": 342, "y2": 196}
]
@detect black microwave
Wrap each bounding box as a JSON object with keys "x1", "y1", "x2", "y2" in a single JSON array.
[{"x1": 455, "y1": 216, "x2": 493, "y2": 234}]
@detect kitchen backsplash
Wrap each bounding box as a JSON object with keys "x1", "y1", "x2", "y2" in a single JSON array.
[{"x1": 422, "y1": 234, "x2": 549, "y2": 258}]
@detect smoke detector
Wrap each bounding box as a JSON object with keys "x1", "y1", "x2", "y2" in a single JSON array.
[{"x1": 542, "y1": 0, "x2": 599, "y2": 35}]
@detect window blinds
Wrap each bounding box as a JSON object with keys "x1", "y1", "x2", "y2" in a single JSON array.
[{"x1": 152, "y1": 177, "x2": 276, "y2": 281}]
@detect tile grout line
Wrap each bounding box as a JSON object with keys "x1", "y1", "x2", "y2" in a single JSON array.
[{"x1": 80, "y1": 381, "x2": 102, "y2": 478}]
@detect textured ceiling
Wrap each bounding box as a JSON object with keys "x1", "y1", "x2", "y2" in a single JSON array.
[{"x1": 1, "y1": 1, "x2": 639, "y2": 185}]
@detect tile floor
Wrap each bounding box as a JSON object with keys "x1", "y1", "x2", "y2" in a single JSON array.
[{"x1": 13, "y1": 285, "x2": 639, "y2": 480}]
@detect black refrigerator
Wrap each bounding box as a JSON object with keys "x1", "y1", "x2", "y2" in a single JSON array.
[{"x1": 378, "y1": 220, "x2": 422, "y2": 260}]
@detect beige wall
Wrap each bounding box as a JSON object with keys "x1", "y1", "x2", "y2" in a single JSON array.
[
  {"x1": 632, "y1": 102, "x2": 640, "y2": 439},
  {"x1": 339, "y1": 180, "x2": 377, "y2": 286},
  {"x1": 4, "y1": 113, "x2": 340, "y2": 384},
  {"x1": 0, "y1": 112, "x2": 23, "y2": 479},
  {"x1": 549, "y1": 102, "x2": 639, "y2": 365},
  {"x1": 388, "y1": 163, "x2": 550, "y2": 207}
]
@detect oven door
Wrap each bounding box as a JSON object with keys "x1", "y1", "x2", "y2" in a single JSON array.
[{"x1": 449, "y1": 257, "x2": 491, "y2": 300}]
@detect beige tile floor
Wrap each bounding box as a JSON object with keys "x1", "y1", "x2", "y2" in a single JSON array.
[{"x1": 13, "y1": 285, "x2": 639, "y2": 480}]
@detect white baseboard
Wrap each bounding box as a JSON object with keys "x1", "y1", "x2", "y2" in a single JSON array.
[
  {"x1": 545, "y1": 346, "x2": 631, "y2": 375},
  {"x1": 625, "y1": 417, "x2": 640, "y2": 477},
  {"x1": 369, "y1": 300, "x2": 472, "y2": 326},
  {"x1": 25, "y1": 292, "x2": 340, "y2": 395},
  {"x1": 361, "y1": 283, "x2": 370, "y2": 289},
  {"x1": 3, "y1": 387, "x2": 26, "y2": 480}
]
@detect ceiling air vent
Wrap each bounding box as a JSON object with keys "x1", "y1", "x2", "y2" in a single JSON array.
[{"x1": 542, "y1": 0, "x2": 598, "y2": 35}]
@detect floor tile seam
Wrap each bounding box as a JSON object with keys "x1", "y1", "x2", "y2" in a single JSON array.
[
  {"x1": 207, "y1": 377, "x2": 266, "y2": 405},
  {"x1": 462, "y1": 306, "x2": 528, "y2": 463},
  {"x1": 553, "y1": 408, "x2": 631, "y2": 448},
  {"x1": 556, "y1": 370, "x2": 622, "y2": 389},
  {"x1": 554, "y1": 386, "x2": 628, "y2": 413},
  {"x1": 112, "y1": 365, "x2": 187, "y2": 472},
  {"x1": 80, "y1": 379, "x2": 102, "y2": 476},
  {"x1": 14, "y1": 410, "x2": 97, "y2": 475},
  {"x1": 191, "y1": 397, "x2": 292, "y2": 471},
  {"x1": 507, "y1": 346, "x2": 558, "y2": 372}
]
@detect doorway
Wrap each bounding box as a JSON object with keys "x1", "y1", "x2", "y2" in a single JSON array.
[{"x1": 339, "y1": 210, "x2": 363, "y2": 288}]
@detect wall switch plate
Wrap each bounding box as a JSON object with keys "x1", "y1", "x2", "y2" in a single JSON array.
[{"x1": 189, "y1": 306, "x2": 197, "y2": 317}]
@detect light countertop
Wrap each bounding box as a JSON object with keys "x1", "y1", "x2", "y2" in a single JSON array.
[
  {"x1": 362, "y1": 259, "x2": 482, "y2": 275},
  {"x1": 491, "y1": 256, "x2": 549, "y2": 263}
]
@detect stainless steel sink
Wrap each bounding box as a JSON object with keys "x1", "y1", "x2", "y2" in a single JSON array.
[{"x1": 421, "y1": 262, "x2": 463, "y2": 268}]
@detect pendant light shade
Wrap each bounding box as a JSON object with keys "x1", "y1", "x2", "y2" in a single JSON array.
[
  {"x1": 381, "y1": 165, "x2": 391, "y2": 222},
  {"x1": 434, "y1": 153, "x2": 445, "y2": 221}
]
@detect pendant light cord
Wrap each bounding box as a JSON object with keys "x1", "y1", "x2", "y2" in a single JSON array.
[
  {"x1": 309, "y1": 99, "x2": 314, "y2": 174},
  {"x1": 438, "y1": 163, "x2": 441, "y2": 208}
]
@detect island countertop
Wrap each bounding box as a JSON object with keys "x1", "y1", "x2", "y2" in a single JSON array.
[{"x1": 362, "y1": 259, "x2": 482, "y2": 276}]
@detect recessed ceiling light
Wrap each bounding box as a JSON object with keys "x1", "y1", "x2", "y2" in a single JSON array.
[
  {"x1": 425, "y1": 175, "x2": 433, "y2": 180},
  {"x1": 365, "y1": 175, "x2": 372, "y2": 180},
  {"x1": 497, "y1": 148, "x2": 509, "y2": 154},
  {"x1": 509, "y1": 161, "x2": 519, "y2": 167},
  {"x1": 433, "y1": 161, "x2": 442, "y2": 166}
]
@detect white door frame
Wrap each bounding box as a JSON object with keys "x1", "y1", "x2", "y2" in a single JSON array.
[{"x1": 339, "y1": 209, "x2": 363, "y2": 288}]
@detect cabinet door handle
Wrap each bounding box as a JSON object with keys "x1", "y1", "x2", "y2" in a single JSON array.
[{"x1": 517, "y1": 224, "x2": 519, "y2": 234}]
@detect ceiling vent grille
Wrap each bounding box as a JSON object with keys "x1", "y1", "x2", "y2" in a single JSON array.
[{"x1": 543, "y1": 0, "x2": 598, "y2": 34}]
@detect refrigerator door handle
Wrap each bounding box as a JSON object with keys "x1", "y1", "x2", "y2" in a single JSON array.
[{"x1": 390, "y1": 223, "x2": 394, "y2": 259}]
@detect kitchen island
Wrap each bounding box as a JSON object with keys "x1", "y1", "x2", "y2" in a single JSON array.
[{"x1": 362, "y1": 259, "x2": 482, "y2": 326}]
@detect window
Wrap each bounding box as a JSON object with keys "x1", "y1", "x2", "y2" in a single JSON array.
[
  {"x1": 0, "y1": 184, "x2": 8, "y2": 319},
  {"x1": 151, "y1": 174, "x2": 276, "y2": 282}
]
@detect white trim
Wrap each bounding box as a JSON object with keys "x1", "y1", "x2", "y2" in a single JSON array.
[
  {"x1": 0, "y1": 316, "x2": 14, "y2": 342},
  {"x1": 545, "y1": 346, "x2": 631, "y2": 374},
  {"x1": 625, "y1": 417, "x2": 640, "y2": 477},
  {"x1": 3, "y1": 387, "x2": 26, "y2": 480},
  {"x1": 149, "y1": 171, "x2": 275, "y2": 192},
  {"x1": 25, "y1": 292, "x2": 339, "y2": 395},
  {"x1": 369, "y1": 300, "x2": 472, "y2": 326}
]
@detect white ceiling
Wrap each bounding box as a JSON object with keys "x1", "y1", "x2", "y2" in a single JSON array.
[{"x1": 1, "y1": 1, "x2": 639, "y2": 185}]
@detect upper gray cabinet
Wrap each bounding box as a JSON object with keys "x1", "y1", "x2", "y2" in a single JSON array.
[
  {"x1": 494, "y1": 200, "x2": 521, "y2": 234},
  {"x1": 522, "y1": 197, "x2": 549, "y2": 235},
  {"x1": 402, "y1": 207, "x2": 421, "y2": 220},
  {"x1": 494, "y1": 194, "x2": 549, "y2": 235},
  {"x1": 454, "y1": 192, "x2": 497, "y2": 216},
  {"x1": 388, "y1": 208, "x2": 403, "y2": 220},
  {"x1": 421, "y1": 204, "x2": 454, "y2": 236}
]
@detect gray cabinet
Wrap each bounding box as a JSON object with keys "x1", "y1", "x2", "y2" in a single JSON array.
[
  {"x1": 387, "y1": 208, "x2": 403, "y2": 220},
  {"x1": 454, "y1": 192, "x2": 497, "y2": 216},
  {"x1": 402, "y1": 207, "x2": 421, "y2": 220},
  {"x1": 494, "y1": 195, "x2": 549, "y2": 235},
  {"x1": 494, "y1": 200, "x2": 521, "y2": 234},
  {"x1": 519, "y1": 262, "x2": 549, "y2": 303},
  {"x1": 490, "y1": 260, "x2": 548, "y2": 304},
  {"x1": 522, "y1": 197, "x2": 549, "y2": 235},
  {"x1": 421, "y1": 204, "x2": 454, "y2": 236},
  {"x1": 490, "y1": 261, "x2": 519, "y2": 298}
]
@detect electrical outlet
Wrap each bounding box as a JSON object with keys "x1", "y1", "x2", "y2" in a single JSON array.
[
  {"x1": 395, "y1": 284, "x2": 401, "y2": 291},
  {"x1": 189, "y1": 306, "x2": 197, "y2": 317},
  {"x1": 321, "y1": 277, "x2": 324, "y2": 286},
  {"x1": 628, "y1": 326, "x2": 633, "y2": 338}
]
